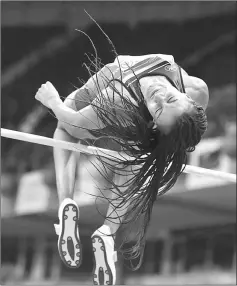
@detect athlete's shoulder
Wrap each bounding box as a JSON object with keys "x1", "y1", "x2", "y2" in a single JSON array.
[{"x1": 183, "y1": 75, "x2": 209, "y2": 110}]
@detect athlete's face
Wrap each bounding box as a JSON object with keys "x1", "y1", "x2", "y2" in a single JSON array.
[{"x1": 140, "y1": 76, "x2": 195, "y2": 134}]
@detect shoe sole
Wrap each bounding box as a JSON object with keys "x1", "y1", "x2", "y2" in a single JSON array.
[
  {"x1": 58, "y1": 203, "x2": 82, "y2": 268},
  {"x1": 92, "y1": 235, "x2": 115, "y2": 285}
]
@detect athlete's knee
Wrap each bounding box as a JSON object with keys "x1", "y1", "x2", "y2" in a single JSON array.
[{"x1": 54, "y1": 122, "x2": 65, "y2": 136}]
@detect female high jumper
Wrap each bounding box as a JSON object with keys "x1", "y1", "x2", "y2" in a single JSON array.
[{"x1": 35, "y1": 29, "x2": 209, "y2": 285}]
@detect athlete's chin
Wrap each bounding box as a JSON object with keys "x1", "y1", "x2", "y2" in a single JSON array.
[{"x1": 156, "y1": 121, "x2": 173, "y2": 135}]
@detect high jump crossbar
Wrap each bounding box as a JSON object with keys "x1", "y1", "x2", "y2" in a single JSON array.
[{"x1": 1, "y1": 128, "x2": 236, "y2": 183}]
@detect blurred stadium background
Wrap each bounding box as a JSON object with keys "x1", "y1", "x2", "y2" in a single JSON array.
[{"x1": 1, "y1": 1, "x2": 236, "y2": 285}]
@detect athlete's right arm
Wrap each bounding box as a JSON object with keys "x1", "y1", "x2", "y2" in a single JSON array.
[{"x1": 51, "y1": 80, "x2": 136, "y2": 140}]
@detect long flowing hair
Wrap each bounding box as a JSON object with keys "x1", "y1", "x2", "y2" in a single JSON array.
[{"x1": 61, "y1": 11, "x2": 208, "y2": 270}]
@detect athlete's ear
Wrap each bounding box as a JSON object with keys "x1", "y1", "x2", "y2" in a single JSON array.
[{"x1": 147, "y1": 120, "x2": 158, "y2": 131}]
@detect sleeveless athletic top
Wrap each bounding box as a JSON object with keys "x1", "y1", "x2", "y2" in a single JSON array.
[
  {"x1": 73, "y1": 54, "x2": 186, "y2": 115},
  {"x1": 74, "y1": 54, "x2": 185, "y2": 110},
  {"x1": 114, "y1": 54, "x2": 186, "y2": 95}
]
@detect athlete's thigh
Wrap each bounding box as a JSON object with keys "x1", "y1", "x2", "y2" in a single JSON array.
[{"x1": 112, "y1": 164, "x2": 140, "y2": 195}]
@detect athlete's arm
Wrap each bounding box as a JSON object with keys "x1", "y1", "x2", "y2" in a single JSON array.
[
  {"x1": 36, "y1": 82, "x2": 129, "y2": 141},
  {"x1": 56, "y1": 88, "x2": 99, "y2": 139},
  {"x1": 50, "y1": 86, "x2": 107, "y2": 135},
  {"x1": 35, "y1": 82, "x2": 103, "y2": 139},
  {"x1": 182, "y1": 72, "x2": 209, "y2": 111},
  {"x1": 50, "y1": 83, "x2": 132, "y2": 140}
]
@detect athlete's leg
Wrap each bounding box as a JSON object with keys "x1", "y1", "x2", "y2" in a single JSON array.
[
  {"x1": 52, "y1": 87, "x2": 92, "y2": 269},
  {"x1": 91, "y1": 166, "x2": 134, "y2": 285},
  {"x1": 53, "y1": 124, "x2": 83, "y2": 268},
  {"x1": 53, "y1": 125, "x2": 79, "y2": 203},
  {"x1": 52, "y1": 84, "x2": 105, "y2": 269}
]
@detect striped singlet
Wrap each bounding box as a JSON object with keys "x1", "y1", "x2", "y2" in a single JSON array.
[{"x1": 113, "y1": 54, "x2": 186, "y2": 94}]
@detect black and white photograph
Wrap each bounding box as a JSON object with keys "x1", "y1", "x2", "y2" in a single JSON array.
[{"x1": 1, "y1": 1, "x2": 236, "y2": 285}]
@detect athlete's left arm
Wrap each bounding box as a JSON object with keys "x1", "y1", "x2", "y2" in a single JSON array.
[{"x1": 181, "y1": 69, "x2": 209, "y2": 110}]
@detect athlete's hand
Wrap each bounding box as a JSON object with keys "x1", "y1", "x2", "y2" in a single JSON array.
[{"x1": 35, "y1": 81, "x2": 62, "y2": 109}]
